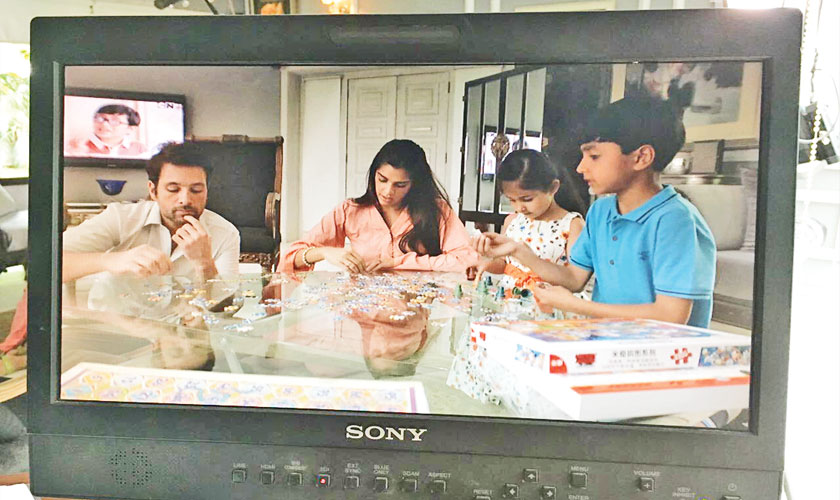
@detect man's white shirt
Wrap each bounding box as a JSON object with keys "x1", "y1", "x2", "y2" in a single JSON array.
[{"x1": 63, "y1": 200, "x2": 240, "y2": 314}]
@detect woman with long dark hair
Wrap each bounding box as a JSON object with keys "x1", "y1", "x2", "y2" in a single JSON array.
[{"x1": 281, "y1": 139, "x2": 477, "y2": 273}]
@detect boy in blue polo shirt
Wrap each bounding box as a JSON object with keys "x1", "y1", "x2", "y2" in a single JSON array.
[{"x1": 531, "y1": 95, "x2": 716, "y2": 328}]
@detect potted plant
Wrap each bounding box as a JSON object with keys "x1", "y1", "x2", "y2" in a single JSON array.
[{"x1": 0, "y1": 48, "x2": 29, "y2": 177}]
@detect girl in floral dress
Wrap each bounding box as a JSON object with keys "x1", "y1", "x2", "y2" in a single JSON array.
[
  {"x1": 472, "y1": 149, "x2": 584, "y2": 292},
  {"x1": 448, "y1": 149, "x2": 590, "y2": 404}
]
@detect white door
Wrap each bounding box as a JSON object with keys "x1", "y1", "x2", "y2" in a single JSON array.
[
  {"x1": 346, "y1": 76, "x2": 397, "y2": 199},
  {"x1": 396, "y1": 72, "x2": 451, "y2": 189},
  {"x1": 346, "y1": 72, "x2": 450, "y2": 198}
]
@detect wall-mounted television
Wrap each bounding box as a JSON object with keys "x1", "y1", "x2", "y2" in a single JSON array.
[
  {"x1": 62, "y1": 88, "x2": 186, "y2": 167},
  {"x1": 28, "y1": 10, "x2": 800, "y2": 500}
]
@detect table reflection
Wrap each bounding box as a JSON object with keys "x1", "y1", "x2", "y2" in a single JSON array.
[
  {"x1": 59, "y1": 270, "x2": 748, "y2": 428},
  {"x1": 60, "y1": 271, "x2": 504, "y2": 417}
]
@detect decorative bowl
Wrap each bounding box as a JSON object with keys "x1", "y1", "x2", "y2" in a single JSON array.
[{"x1": 95, "y1": 179, "x2": 127, "y2": 196}]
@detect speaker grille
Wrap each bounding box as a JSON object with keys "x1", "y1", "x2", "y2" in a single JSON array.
[{"x1": 108, "y1": 447, "x2": 153, "y2": 487}]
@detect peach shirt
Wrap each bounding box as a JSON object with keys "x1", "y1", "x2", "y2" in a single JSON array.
[{"x1": 281, "y1": 199, "x2": 478, "y2": 273}]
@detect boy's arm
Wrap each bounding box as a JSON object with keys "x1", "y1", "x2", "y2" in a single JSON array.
[{"x1": 532, "y1": 286, "x2": 693, "y2": 324}]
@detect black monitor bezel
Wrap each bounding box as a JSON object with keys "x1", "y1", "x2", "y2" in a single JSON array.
[
  {"x1": 62, "y1": 87, "x2": 187, "y2": 168},
  {"x1": 28, "y1": 9, "x2": 800, "y2": 472}
]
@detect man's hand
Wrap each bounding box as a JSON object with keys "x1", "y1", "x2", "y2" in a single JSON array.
[
  {"x1": 532, "y1": 283, "x2": 576, "y2": 313},
  {"x1": 173, "y1": 215, "x2": 213, "y2": 265},
  {"x1": 107, "y1": 244, "x2": 173, "y2": 277},
  {"x1": 472, "y1": 232, "x2": 521, "y2": 259}
]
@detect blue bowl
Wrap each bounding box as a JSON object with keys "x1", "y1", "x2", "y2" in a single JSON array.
[{"x1": 96, "y1": 179, "x2": 127, "y2": 196}]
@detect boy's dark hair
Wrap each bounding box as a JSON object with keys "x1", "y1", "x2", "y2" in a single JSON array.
[
  {"x1": 498, "y1": 149, "x2": 559, "y2": 192},
  {"x1": 146, "y1": 142, "x2": 212, "y2": 187},
  {"x1": 95, "y1": 104, "x2": 141, "y2": 126},
  {"x1": 580, "y1": 95, "x2": 686, "y2": 172}
]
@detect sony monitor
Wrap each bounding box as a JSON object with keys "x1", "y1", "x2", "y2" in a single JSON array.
[{"x1": 27, "y1": 9, "x2": 801, "y2": 500}]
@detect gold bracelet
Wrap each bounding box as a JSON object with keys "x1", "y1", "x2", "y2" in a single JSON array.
[{"x1": 301, "y1": 247, "x2": 315, "y2": 267}]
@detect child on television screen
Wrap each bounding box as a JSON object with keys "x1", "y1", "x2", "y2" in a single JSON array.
[
  {"x1": 529, "y1": 95, "x2": 716, "y2": 328},
  {"x1": 470, "y1": 149, "x2": 585, "y2": 293},
  {"x1": 66, "y1": 103, "x2": 147, "y2": 157}
]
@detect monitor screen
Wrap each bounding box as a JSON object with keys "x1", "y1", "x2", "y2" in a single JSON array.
[
  {"x1": 27, "y1": 12, "x2": 800, "y2": 499},
  {"x1": 63, "y1": 89, "x2": 185, "y2": 164},
  {"x1": 59, "y1": 61, "x2": 760, "y2": 430}
]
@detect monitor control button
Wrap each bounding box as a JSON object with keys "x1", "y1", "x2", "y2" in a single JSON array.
[
  {"x1": 316, "y1": 473, "x2": 331, "y2": 488},
  {"x1": 429, "y1": 479, "x2": 447, "y2": 494},
  {"x1": 373, "y1": 476, "x2": 389, "y2": 492},
  {"x1": 400, "y1": 478, "x2": 418, "y2": 493},
  {"x1": 474, "y1": 496, "x2": 492, "y2": 500},
  {"x1": 286, "y1": 472, "x2": 302, "y2": 486},
  {"x1": 722, "y1": 496, "x2": 741, "y2": 500},
  {"x1": 502, "y1": 483, "x2": 519, "y2": 498},
  {"x1": 259, "y1": 470, "x2": 274, "y2": 485},
  {"x1": 523, "y1": 468, "x2": 539, "y2": 482},
  {"x1": 540, "y1": 485, "x2": 557, "y2": 499},
  {"x1": 569, "y1": 472, "x2": 588, "y2": 488},
  {"x1": 231, "y1": 468, "x2": 247, "y2": 483},
  {"x1": 638, "y1": 476, "x2": 655, "y2": 492},
  {"x1": 344, "y1": 475, "x2": 360, "y2": 489}
]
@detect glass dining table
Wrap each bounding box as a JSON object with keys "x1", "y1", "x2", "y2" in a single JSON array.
[
  {"x1": 59, "y1": 270, "x2": 513, "y2": 418},
  {"x1": 58, "y1": 270, "x2": 743, "y2": 428}
]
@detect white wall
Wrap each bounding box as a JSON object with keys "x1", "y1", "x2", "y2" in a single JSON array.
[
  {"x1": 299, "y1": 76, "x2": 343, "y2": 237},
  {"x1": 64, "y1": 66, "x2": 280, "y2": 138},
  {"x1": 63, "y1": 65, "x2": 281, "y2": 203},
  {"x1": 0, "y1": 0, "x2": 203, "y2": 44},
  {"x1": 280, "y1": 69, "x2": 303, "y2": 246}
]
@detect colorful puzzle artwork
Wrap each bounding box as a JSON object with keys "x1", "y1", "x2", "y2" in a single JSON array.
[
  {"x1": 60, "y1": 362, "x2": 429, "y2": 413},
  {"x1": 491, "y1": 318, "x2": 717, "y2": 342},
  {"x1": 470, "y1": 318, "x2": 752, "y2": 376}
]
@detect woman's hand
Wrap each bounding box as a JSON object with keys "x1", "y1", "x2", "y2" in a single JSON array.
[
  {"x1": 320, "y1": 247, "x2": 367, "y2": 273},
  {"x1": 472, "y1": 232, "x2": 521, "y2": 259},
  {"x1": 365, "y1": 257, "x2": 398, "y2": 273}
]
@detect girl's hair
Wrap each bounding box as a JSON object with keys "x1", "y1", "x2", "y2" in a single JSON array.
[
  {"x1": 498, "y1": 149, "x2": 560, "y2": 193},
  {"x1": 354, "y1": 139, "x2": 449, "y2": 256}
]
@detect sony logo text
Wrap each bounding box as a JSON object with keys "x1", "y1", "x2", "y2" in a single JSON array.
[{"x1": 345, "y1": 425, "x2": 428, "y2": 442}]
